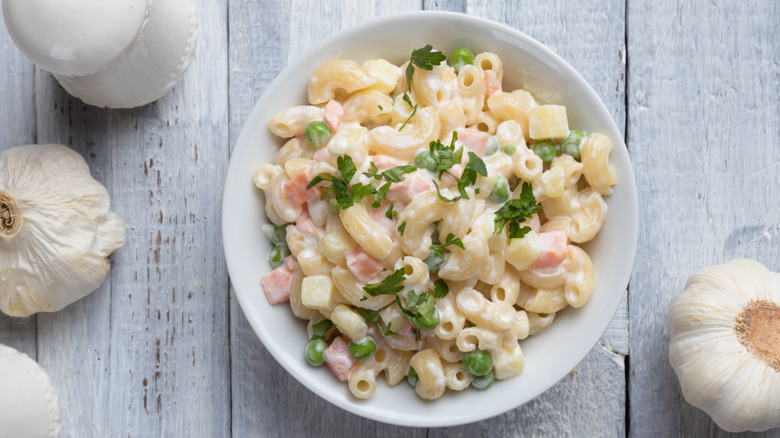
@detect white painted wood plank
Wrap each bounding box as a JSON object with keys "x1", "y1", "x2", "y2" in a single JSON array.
[
  {"x1": 227, "y1": 1, "x2": 429, "y2": 437},
  {"x1": 16, "y1": 1, "x2": 232, "y2": 436},
  {"x1": 628, "y1": 0, "x2": 780, "y2": 436},
  {"x1": 425, "y1": 1, "x2": 629, "y2": 436},
  {"x1": 0, "y1": 1, "x2": 38, "y2": 358}
]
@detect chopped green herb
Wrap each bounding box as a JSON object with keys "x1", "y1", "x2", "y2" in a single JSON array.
[
  {"x1": 405, "y1": 44, "x2": 447, "y2": 90},
  {"x1": 431, "y1": 232, "x2": 465, "y2": 251},
  {"x1": 399, "y1": 93, "x2": 418, "y2": 132},
  {"x1": 493, "y1": 182, "x2": 540, "y2": 242},
  {"x1": 363, "y1": 268, "x2": 406, "y2": 297},
  {"x1": 385, "y1": 203, "x2": 399, "y2": 220},
  {"x1": 355, "y1": 308, "x2": 380, "y2": 323},
  {"x1": 379, "y1": 321, "x2": 397, "y2": 336},
  {"x1": 398, "y1": 220, "x2": 407, "y2": 236},
  {"x1": 396, "y1": 292, "x2": 440, "y2": 331},
  {"x1": 433, "y1": 279, "x2": 449, "y2": 298},
  {"x1": 306, "y1": 155, "x2": 377, "y2": 210}
]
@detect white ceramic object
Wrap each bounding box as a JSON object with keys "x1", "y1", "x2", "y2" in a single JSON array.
[
  {"x1": 222, "y1": 12, "x2": 638, "y2": 427},
  {"x1": 0, "y1": 344, "x2": 60, "y2": 438},
  {"x1": 2, "y1": 0, "x2": 197, "y2": 109}
]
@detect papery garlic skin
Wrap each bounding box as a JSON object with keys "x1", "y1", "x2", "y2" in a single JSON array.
[
  {"x1": 0, "y1": 144, "x2": 126, "y2": 317},
  {"x1": 669, "y1": 259, "x2": 780, "y2": 433}
]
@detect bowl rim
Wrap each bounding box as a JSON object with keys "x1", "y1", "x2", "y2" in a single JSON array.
[{"x1": 223, "y1": 10, "x2": 638, "y2": 427}]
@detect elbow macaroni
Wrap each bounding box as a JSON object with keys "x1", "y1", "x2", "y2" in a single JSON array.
[{"x1": 256, "y1": 47, "x2": 618, "y2": 400}]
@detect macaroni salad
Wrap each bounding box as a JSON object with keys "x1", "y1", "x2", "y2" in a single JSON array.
[{"x1": 255, "y1": 45, "x2": 617, "y2": 400}]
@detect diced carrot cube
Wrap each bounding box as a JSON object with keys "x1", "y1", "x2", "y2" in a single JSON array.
[
  {"x1": 260, "y1": 265, "x2": 293, "y2": 304},
  {"x1": 284, "y1": 169, "x2": 320, "y2": 207},
  {"x1": 386, "y1": 176, "x2": 430, "y2": 205},
  {"x1": 531, "y1": 230, "x2": 568, "y2": 269},
  {"x1": 484, "y1": 70, "x2": 501, "y2": 96},
  {"x1": 324, "y1": 100, "x2": 344, "y2": 132},
  {"x1": 324, "y1": 337, "x2": 356, "y2": 381},
  {"x1": 456, "y1": 128, "x2": 489, "y2": 157},
  {"x1": 346, "y1": 247, "x2": 385, "y2": 283}
]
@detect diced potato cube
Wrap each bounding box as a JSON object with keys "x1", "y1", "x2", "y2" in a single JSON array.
[
  {"x1": 301, "y1": 275, "x2": 336, "y2": 310},
  {"x1": 528, "y1": 105, "x2": 569, "y2": 139}
]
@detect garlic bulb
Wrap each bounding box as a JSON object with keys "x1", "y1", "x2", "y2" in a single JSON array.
[
  {"x1": 0, "y1": 144, "x2": 126, "y2": 317},
  {"x1": 0, "y1": 343, "x2": 61, "y2": 438},
  {"x1": 668, "y1": 258, "x2": 780, "y2": 433}
]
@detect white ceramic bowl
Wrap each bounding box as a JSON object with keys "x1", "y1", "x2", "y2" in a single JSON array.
[{"x1": 223, "y1": 11, "x2": 638, "y2": 427}]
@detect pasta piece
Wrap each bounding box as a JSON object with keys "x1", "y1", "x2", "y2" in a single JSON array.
[
  {"x1": 515, "y1": 281, "x2": 568, "y2": 314},
  {"x1": 331, "y1": 266, "x2": 394, "y2": 311},
  {"x1": 455, "y1": 288, "x2": 516, "y2": 330},
  {"x1": 368, "y1": 107, "x2": 440, "y2": 161},
  {"x1": 330, "y1": 304, "x2": 368, "y2": 341},
  {"x1": 562, "y1": 245, "x2": 595, "y2": 308},
  {"x1": 308, "y1": 60, "x2": 375, "y2": 104},
  {"x1": 580, "y1": 133, "x2": 617, "y2": 195},
  {"x1": 362, "y1": 58, "x2": 401, "y2": 94},
  {"x1": 348, "y1": 362, "x2": 380, "y2": 399},
  {"x1": 340, "y1": 203, "x2": 393, "y2": 260},
  {"x1": 442, "y1": 361, "x2": 472, "y2": 391},
  {"x1": 428, "y1": 336, "x2": 463, "y2": 363},
  {"x1": 491, "y1": 330, "x2": 525, "y2": 379},
  {"x1": 455, "y1": 65, "x2": 486, "y2": 125},
  {"x1": 527, "y1": 311, "x2": 556, "y2": 335},
  {"x1": 412, "y1": 64, "x2": 456, "y2": 108},
  {"x1": 268, "y1": 105, "x2": 324, "y2": 138},
  {"x1": 475, "y1": 52, "x2": 503, "y2": 83},
  {"x1": 342, "y1": 90, "x2": 394, "y2": 126},
  {"x1": 434, "y1": 292, "x2": 465, "y2": 340},
  {"x1": 409, "y1": 349, "x2": 446, "y2": 400}
]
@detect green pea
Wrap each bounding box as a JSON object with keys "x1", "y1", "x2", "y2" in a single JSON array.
[
  {"x1": 263, "y1": 224, "x2": 287, "y2": 246},
  {"x1": 412, "y1": 308, "x2": 440, "y2": 331},
  {"x1": 485, "y1": 135, "x2": 499, "y2": 156},
  {"x1": 268, "y1": 245, "x2": 290, "y2": 269},
  {"x1": 501, "y1": 145, "x2": 517, "y2": 156},
  {"x1": 407, "y1": 366, "x2": 419, "y2": 387},
  {"x1": 471, "y1": 370, "x2": 495, "y2": 390},
  {"x1": 304, "y1": 121, "x2": 331, "y2": 148},
  {"x1": 348, "y1": 336, "x2": 377, "y2": 361},
  {"x1": 305, "y1": 339, "x2": 327, "y2": 366},
  {"x1": 530, "y1": 139, "x2": 558, "y2": 163},
  {"x1": 450, "y1": 47, "x2": 475, "y2": 73},
  {"x1": 311, "y1": 319, "x2": 332, "y2": 340},
  {"x1": 462, "y1": 348, "x2": 493, "y2": 376},
  {"x1": 561, "y1": 130, "x2": 585, "y2": 159},
  {"x1": 488, "y1": 175, "x2": 509, "y2": 203},
  {"x1": 356, "y1": 308, "x2": 380, "y2": 323},
  {"x1": 415, "y1": 150, "x2": 438, "y2": 171},
  {"x1": 423, "y1": 247, "x2": 445, "y2": 273}
]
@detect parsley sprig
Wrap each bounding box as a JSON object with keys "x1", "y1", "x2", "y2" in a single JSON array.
[
  {"x1": 430, "y1": 233, "x2": 464, "y2": 251},
  {"x1": 493, "y1": 182, "x2": 540, "y2": 242},
  {"x1": 363, "y1": 161, "x2": 416, "y2": 208},
  {"x1": 395, "y1": 292, "x2": 440, "y2": 331},
  {"x1": 405, "y1": 44, "x2": 447, "y2": 91},
  {"x1": 307, "y1": 155, "x2": 377, "y2": 210},
  {"x1": 362, "y1": 268, "x2": 406, "y2": 297}
]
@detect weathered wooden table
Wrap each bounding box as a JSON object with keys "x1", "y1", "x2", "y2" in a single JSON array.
[{"x1": 1, "y1": 1, "x2": 778, "y2": 437}]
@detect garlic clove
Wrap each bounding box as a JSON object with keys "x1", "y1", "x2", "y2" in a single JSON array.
[{"x1": 0, "y1": 144, "x2": 126, "y2": 317}]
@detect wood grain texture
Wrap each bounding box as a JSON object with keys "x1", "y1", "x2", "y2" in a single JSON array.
[
  {"x1": 627, "y1": 0, "x2": 780, "y2": 436},
  {"x1": 0, "y1": 1, "x2": 232, "y2": 436},
  {"x1": 0, "y1": 3, "x2": 37, "y2": 358}
]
